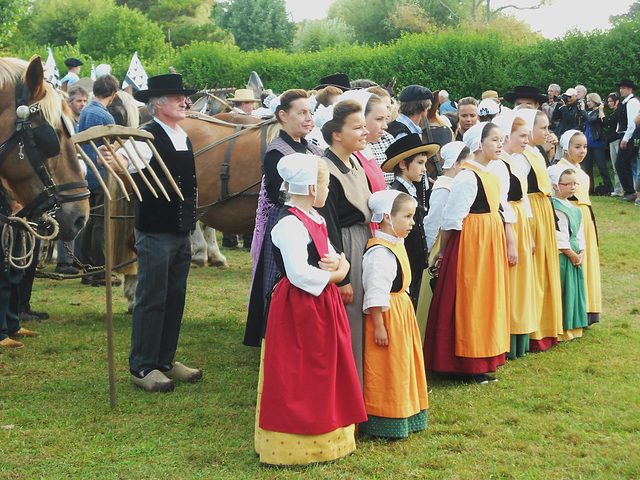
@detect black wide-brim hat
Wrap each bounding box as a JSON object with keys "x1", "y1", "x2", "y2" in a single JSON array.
[
  {"x1": 381, "y1": 134, "x2": 440, "y2": 173},
  {"x1": 315, "y1": 73, "x2": 351, "y2": 92},
  {"x1": 134, "y1": 73, "x2": 198, "y2": 103},
  {"x1": 503, "y1": 85, "x2": 547, "y2": 105},
  {"x1": 618, "y1": 78, "x2": 639, "y2": 90}
]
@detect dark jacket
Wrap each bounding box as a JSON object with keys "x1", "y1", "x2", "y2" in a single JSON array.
[
  {"x1": 581, "y1": 108, "x2": 603, "y2": 143},
  {"x1": 601, "y1": 106, "x2": 622, "y2": 143},
  {"x1": 552, "y1": 101, "x2": 580, "y2": 137}
]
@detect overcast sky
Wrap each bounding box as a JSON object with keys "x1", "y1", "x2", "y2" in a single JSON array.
[{"x1": 284, "y1": 0, "x2": 636, "y2": 39}]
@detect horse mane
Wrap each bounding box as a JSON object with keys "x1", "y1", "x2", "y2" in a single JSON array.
[
  {"x1": 116, "y1": 90, "x2": 140, "y2": 128},
  {"x1": 0, "y1": 57, "x2": 67, "y2": 129}
]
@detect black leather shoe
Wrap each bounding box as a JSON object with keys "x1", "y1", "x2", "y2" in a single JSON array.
[{"x1": 55, "y1": 263, "x2": 79, "y2": 275}]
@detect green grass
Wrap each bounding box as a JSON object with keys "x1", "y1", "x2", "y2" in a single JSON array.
[{"x1": 1, "y1": 197, "x2": 639, "y2": 479}]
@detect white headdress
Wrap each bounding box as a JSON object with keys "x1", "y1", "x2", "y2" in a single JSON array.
[{"x1": 277, "y1": 153, "x2": 319, "y2": 196}]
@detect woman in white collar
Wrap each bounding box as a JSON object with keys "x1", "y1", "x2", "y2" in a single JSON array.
[{"x1": 423, "y1": 122, "x2": 510, "y2": 384}]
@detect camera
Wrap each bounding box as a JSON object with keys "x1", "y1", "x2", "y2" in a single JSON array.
[{"x1": 559, "y1": 94, "x2": 570, "y2": 104}]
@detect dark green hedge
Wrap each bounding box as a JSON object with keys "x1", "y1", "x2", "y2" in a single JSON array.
[{"x1": 5, "y1": 19, "x2": 640, "y2": 101}]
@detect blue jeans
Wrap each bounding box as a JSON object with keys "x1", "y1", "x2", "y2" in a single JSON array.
[{"x1": 129, "y1": 230, "x2": 191, "y2": 375}]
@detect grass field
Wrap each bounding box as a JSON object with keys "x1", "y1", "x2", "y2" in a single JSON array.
[{"x1": 1, "y1": 196, "x2": 639, "y2": 479}]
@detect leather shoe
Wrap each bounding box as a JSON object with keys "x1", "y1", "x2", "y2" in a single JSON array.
[
  {"x1": 132, "y1": 370, "x2": 175, "y2": 393},
  {"x1": 10, "y1": 327, "x2": 39, "y2": 338},
  {"x1": 163, "y1": 362, "x2": 203, "y2": 382},
  {"x1": 0, "y1": 337, "x2": 24, "y2": 349},
  {"x1": 19, "y1": 308, "x2": 50, "y2": 321},
  {"x1": 55, "y1": 263, "x2": 79, "y2": 275},
  {"x1": 621, "y1": 194, "x2": 637, "y2": 202}
]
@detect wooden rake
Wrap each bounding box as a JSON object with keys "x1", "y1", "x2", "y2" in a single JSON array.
[
  {"x1": 72, "y1": 125, "x2": 184, "y2": 202},
  {"x1": 71, "y1": 125, "x2": 185, "y2": 409}
]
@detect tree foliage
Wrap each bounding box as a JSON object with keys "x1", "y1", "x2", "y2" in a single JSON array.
[
  {"x1": 328, "y1": 0, "x2": 402, "y2": 44},
  {"x1": 610, "y1": 0, "x2": 640, "y2": 26},
  {"x1": 293, "y1": 18, "x2": 355, "y2": 53},
  {"x1": 77, "y1": 5, "x2": 165, "y2": 61},
  {"x1": 213, "y1": 0, "x2": 296, "y2": 51},
  {"x1": 17, "y1": 0, "x2": 114, "y2": 48},
  {"x1": 0, "y1": 0, "x2": 30, "y2": 46}
]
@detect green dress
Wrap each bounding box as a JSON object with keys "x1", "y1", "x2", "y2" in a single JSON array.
[{"x1": 552, "y1": 198, "x2": 588, "y2": 331}]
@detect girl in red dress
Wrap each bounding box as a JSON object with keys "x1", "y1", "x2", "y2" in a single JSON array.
[{"x1": 256, "y1": 153, "x2": 367, "y2": 467}]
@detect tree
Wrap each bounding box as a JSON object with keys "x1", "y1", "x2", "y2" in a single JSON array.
[
  {"x1": 213, "y1": 0, "x2": 296, "y2": 51},
  {"x1": 77, "y1": 5, "x2": 165, "y2": 60},
  {"x1": 328, "y1": 0, "x2": 402, "y2": 45},
  {"x1": 610, "y1": 1, "x2": 640, "y2": 26},
  {"x1": 24, "y1": 0, "x2": 114, "y2": 47},
  {"x1": 0, "y1": 0, "x2": 30, "y2": 46},
  {"x1": 293, "y1": 18, "x2": 355, "y2": 53}
]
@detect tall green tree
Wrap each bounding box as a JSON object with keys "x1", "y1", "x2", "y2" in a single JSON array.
[
  {"x1": 213, "y1": 0, "x2": 296, "y2": 51},
  {"x1": 293, "y1": 18, "x2": 355, "y2": 53},
  {"x1": 610, "y1": 1, "x2": 640, "y2": 26},
  {"x1": 0, "y1": 0, "x2": 30, "y2": 46},
  {"x1": 77, "y1": 5, "x2": 165, "y2": 60},
  {"x1": 328, "y1": 0, "x2": 402, "y2": 44}
]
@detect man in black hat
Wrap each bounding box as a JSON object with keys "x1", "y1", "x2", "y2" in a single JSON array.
[
  {"x1": 387, "y1": 85, "x2": 434, "y2": 140},
  {"x1": 502, "y1": 85, "x2": 548, "y2": 109},
  {"x1": 100, "y1": 73, "x2": 202, "y2": 392},
  {"x1": 615, "y1": 79, "x2": 640, "y2": 202},
  {"x1": 61, "y1": 57, "x2": 83, "y2": 86},
  {"x1": 315, "y1": 73, "x2": 351, "y2": 92}
]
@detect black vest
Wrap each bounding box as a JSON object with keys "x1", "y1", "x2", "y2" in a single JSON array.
[
  {"x1": 618, "y1": 96, "x2": 633, "y2": 133},
  {"x1": 133, "y1": 120, "x2": 197, "y2": 233}
]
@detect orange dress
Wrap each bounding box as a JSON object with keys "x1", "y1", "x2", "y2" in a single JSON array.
[
  {"x1": 523, "y1": 147, "x2": 563, "y2": 350},
  {"x1": 361, "y1": 235, "x2": 428, "y2": 438},
  {"x1": 424, "y1": 162, "x2": 509, "y2": 374}
]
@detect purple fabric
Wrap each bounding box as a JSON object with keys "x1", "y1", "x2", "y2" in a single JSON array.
[{"x1": 250, "y1": 176, "x2": 273, "y2": 277}]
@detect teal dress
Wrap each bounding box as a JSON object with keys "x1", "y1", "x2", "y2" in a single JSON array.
[{"x1": 552, "y1": 198, "x2": 588, "y2": 331}]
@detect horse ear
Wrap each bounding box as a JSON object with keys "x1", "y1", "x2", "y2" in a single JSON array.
[{"x1": 25, "y1": 55, "x2": 46, "y2": 100}]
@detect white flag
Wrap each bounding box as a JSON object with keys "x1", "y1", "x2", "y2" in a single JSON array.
[
  {"x1": 122, "y1": 52, "x2": 148, "y2": 93},
  {"x1": 91, "y1": 63, "x2": 96, "y2": 81},
  {"x1": 43, "y1": 47, "x2": 60, "y2": 88}
]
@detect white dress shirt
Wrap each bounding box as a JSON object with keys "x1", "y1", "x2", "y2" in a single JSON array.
[{"x1": 362, "y1": 230, "x2": 406, "y2": 314}]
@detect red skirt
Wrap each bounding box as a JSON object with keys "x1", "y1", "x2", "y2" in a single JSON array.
[
  {"x1": 423, "y1": 231, "x2": 506, "y2": 374},
  {"x1": 259, "y1": 278, "x2": 367, "y2": 435}
]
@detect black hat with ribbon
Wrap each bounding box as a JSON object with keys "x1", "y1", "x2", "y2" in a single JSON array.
[{"x1": 134, "y1": 74, "x2": 198, "y2": 103}]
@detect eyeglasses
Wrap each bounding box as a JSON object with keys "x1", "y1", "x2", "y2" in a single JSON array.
[{"x1": 558, "y1": 182, "x2": 579, "y2": 187}]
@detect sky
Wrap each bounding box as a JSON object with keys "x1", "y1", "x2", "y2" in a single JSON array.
[{"x1": 284, "y1": 0, "x2": 636, "y2": 39}]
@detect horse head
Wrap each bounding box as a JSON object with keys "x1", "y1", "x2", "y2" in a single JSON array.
[{"x1": 0, "y1": 55, "x2": 89, "y2": 241}]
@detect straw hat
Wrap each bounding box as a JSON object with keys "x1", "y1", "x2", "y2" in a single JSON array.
[
  {"x1": 229, "y1": 88, "x2": 260, "y2": 103},
  {"x1": 381, "y1": 134, "x2": 440, "y2": 173}
]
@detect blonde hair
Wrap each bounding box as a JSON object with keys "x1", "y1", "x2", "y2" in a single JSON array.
[
  {"x1": 390, "y1": 192, "x2": 415, "y2": 215},
  {"x1": 586, "y1": 92, "x2": 602, "y2": 104}
]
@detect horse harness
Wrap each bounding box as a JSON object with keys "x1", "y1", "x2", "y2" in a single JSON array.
[
  {"x1": 187, "y1": 114, "x2": 277, "y2": 221},
  {"x1": 0, "y1": 80, "x2": 89, "y2": 225}
]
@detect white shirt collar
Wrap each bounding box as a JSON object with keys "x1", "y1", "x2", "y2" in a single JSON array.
[
  {"x1": 374, "y1": 229, "x2": 403, "y2": 244},
  {"x1": 395, "y1": 176, "x2": 417, "y2": 197},
  {"x1": 153, "y1": 117, "x2": 189, "y2": 151}
]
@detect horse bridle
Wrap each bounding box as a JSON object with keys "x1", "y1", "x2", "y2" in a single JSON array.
[{"x1": 0, "y1": 80, "x2": 90, "y2": 221}]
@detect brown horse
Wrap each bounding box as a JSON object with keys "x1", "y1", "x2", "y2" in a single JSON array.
[{"x1": 0, "y1": 56, "x2": 89, "y2": 240}]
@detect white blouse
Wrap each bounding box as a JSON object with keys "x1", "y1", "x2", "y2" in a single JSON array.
[
  {"x1": 271, "y1": 207, "x2": 337, "y2": 296},
  {"x1": 554, "y1": 198, "x2": 586, "y2": 251},
  {"x1": 424, "y1": 176, "x2": 453, "y2": 252},
  {"x1": 362, "y1": 231, "x2": 406, "y2": 314},
  {"x1": 441, "y1": 160, "x2": 502, "y2": 231}
]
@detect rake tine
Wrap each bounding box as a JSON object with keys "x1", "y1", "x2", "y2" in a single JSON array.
[
  {"x1": 145, "y1": 140, "x2": 184, "y2": 201},
  {"x1": 122, "y1": 136, "x2": 171, "y2": 202},
  {"x1": 92, "y1": 139, "x2": 142, "y2": 202},
  {"x1": 111, "y1": 137, "x2": 158, "y2": 199},
  {"x1": 75, "y1": 145, "x2": 113, "y2": 202}
]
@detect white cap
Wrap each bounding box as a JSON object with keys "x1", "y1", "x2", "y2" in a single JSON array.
[
  {"x1": 548, "y1": 163, "x2": 574, "y2": 191},
  {"x1": 440, "y1": 141, "x2": 467, "y2": 169},
  {"x1": 368, "y1": 190, "x2": 402, "y2": 223},
  {"x1": 478, "y1": 98, "x2": 500, "y2": 117},
  {"x1": 559, "y1": 129, "x2": 583, "y2": 150},
  {"x1": 313, "y1": 103, "x2": 334, "y2": 130},
  {"x1": 463, "y1": 121, "x2": 489, "y2": 153},
  {"x1": 337, "y1": 89, "x2": 372, "y2": 112},
  {"x1": 95, "y1": 63, "x2": 111, "y2": 77},
  {"x1": 492, "y1": 112, "x2": 515, "y2": 140},
  {"x1": 515, "y1": 109, "x2": 537, "y2": 134},
  {"x1": 276, "y1": 153, "x2": 319, "y2": 195},
  {"x1": 564, "y1": 87, "x2": 578, "y2": 96}
]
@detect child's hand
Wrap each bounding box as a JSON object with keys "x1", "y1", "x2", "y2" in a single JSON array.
[
  {"x1": 576, "y1": 251, "x2": 585, "y2": 266},
  {"x1": 339, "y1": 283, "x2": 353, "y2": 304},
  {"x1": 319, "y1": 253, "x2": 339, "y2": 272},
  {"x1": 374, "y1": 324, "x2": 388, "y2": 347}
]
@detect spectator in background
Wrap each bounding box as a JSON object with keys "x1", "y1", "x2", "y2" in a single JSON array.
[
  {"x1": 543, "y1": 84, "x2": 562, "y2": 129},
  {"x1": 60, "y1": 57, "x2": 83, "y2": 87},
  {"x1": 503, "y1": 85, "x2": 547, "y2": 110},
  {"x1": 581, "y1": 93, "x2": 613, "y2": 195},
  {"x1": 387, "y1": 85, "x2": 433, "y2": 140},
  {"x1": 553, "y1": 87, "x2": 581, "y2": 139},
  {"x1": 66, "y1": 86, "x2": 88, "y2": 124},
  {"x1": 576, "y1": 85, "x2": 587, "y2": 101},
  {"x1": 439, "y1": 90, "x2": 457, "y2": 114},
  {"x1": 455, "y1": 97, "x2": 478, "y2": 141},
  {"x1": 77, "y1": 74, "x2": 120, "y2": 286},
  {"x1": 601, "y1": 92, "x2": 623, "y2": 196},
  {"x1": 315, "y1": 86, "x2": 342, "y2": 109},
  {"x1": 614, "y1": 79, "x2": 640, "y2": 203},
  {"x1": 229, "y1": 89, "x2": 260, "y2": 115}
]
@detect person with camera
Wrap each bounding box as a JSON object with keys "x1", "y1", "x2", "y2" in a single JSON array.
[
  {"x1": 543, "y1": 84, "x2": 562, "y2": 128},
  {"x1": 580, "y1": 93, "x2": 613, "y2": 195},
  {"x1": 552, "y1": 88, "x2": 583, "y2": 140},
  {"x1": 601, "y1": 93, "x2": 624, "y2": 196}
]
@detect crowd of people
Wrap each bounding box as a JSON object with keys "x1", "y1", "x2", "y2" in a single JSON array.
[
  {"x1": 244, "y1": 73, "x2": 640, "y2": 467},
  {"x1": 2, "y1": 56, "x2": 637, "y2": 468}
]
